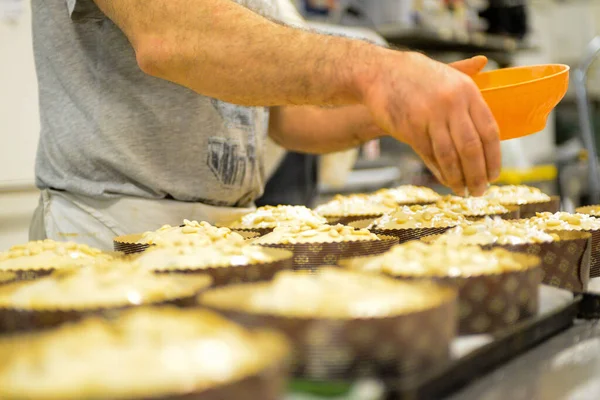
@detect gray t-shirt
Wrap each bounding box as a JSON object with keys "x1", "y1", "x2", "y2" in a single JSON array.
[{"x1": 32, "y1": 0, "x2": 282, "y2": 207}]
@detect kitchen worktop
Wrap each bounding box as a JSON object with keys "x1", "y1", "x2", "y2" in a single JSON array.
[
  {"x1": 450, "y1": 320, "x2": 600, "y2": 400},
  {"x1": 287, "y1": 320, "x2": 600, "y2": 400}
]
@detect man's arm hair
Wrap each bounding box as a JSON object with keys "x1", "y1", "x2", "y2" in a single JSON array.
[{"x1": 92, "y1": 0, "x2": 380, "y2": 107}]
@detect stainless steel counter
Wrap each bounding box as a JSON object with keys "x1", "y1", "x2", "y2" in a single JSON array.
[
  {"x1": 287, "y1": 320, "x2": 600, "y2": 400},
  {"x1": 449, "y1": 320, "x2": 600, "y2": 400}
]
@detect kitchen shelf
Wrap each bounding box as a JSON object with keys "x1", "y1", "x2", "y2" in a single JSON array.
[{"x1": 376, "y1": 25, "x2": 530, "y2": 54}]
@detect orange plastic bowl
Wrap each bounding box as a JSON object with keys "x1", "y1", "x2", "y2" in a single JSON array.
[{"x1": 472, "y1": 64, "x2": 570, "y2": 140}]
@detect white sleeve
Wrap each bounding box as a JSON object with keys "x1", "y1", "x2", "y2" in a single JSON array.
[
  {"x1": 276, "y1": 0, "x2": 309, "y2": 28},
  {"x1": 66, "y1": 0, "x2": 104, "y2": 22}
]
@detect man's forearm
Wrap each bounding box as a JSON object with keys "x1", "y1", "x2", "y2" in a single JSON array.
[
  {"x1": 93, "y1": 0, "x2": 378, "y2": 107},
  {"x1": 269, "y1": 106, "x2": 384, "y2": 154}
]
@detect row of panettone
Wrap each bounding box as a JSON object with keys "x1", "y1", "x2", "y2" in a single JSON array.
[{"x1": 0, "y1": 185, "x2": 598, "y2": 399}]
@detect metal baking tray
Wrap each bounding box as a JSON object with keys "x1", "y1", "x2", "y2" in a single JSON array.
[
  {"x1": 390, "y1": 285, "x2": 581, "y2": 400},
  {"x1": 576, "y1": 278, "x2": 600, "y2": 319},
  {"x1": 286, "y1": 285, "x2": 581, "y2": 400}
]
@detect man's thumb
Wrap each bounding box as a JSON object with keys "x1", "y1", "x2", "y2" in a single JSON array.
[{"x1": 450, "y1": 55, "x2": 488, "y2": 77}]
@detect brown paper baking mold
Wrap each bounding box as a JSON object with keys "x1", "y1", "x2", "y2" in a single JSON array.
[
  {"x1": 576, "y1": 205, "x2": 600, "y2": 217},
  {"x1": 323, "y1": 201, "x2": 521, "y2": 226},
  {"x1": 0, "y1": 274, "x2": 213, "y2": 335},
  {"x1": 152, "y1": 248, "x2": 294, "y2": 287},
  {"x1": 227, "y1": 227, "x2": 274, "y2": 237},
  {"x1": 341, "y1": 253, "x2": 542, "y2": 335},
  {"x1": 325, "y1": 207, "x2": 437, "y2": 225},
  {"x1": 8, "y1": 269, "x2": 55, "y2": 283},
  {"x1": 0, "y1": 308, "x2": 290, "y2": 400},
  {"x1": 0, "y1": 271, "x2": 23, "y2": 285},
  {"x1": 395, "y1": 200, "x2": 438, "y2": 207},
  {"x1": 345, "y1": 205, "x2": 520, "y2": 244},
  {"x1": 114, "y1": 231, "x2": 260, "y2": 255},
  {"x1": 572, "y1": 207, "x2": 600, "y2": 277},
  {"x1": 322, "y1": 214, "x2": 386, "y2": 226},
  {"x1": 421, "y1": 230, "x2": 592, "y2": 292},
  {"x1": 114, "y1": 233, "x2": 151, "y2": 254},
  {"x1": 0, "y1": 296, "x2": 203, "y2": 335},
  {"x1": 199, "y1": 283, "x2": 457, "y2": 381},
  {"x1": 256, "y1": 235, "x2": 398, "y2": 270},
  {"x1": 318, "y1": 200, "x2": 438, "y2": 226},
  {"x1": 0, "y1": 268, "x2": 83, "y2": 284},
  {"x1": 0, "y1": 250, "x2": 126, "y2": 283},
  {"x1": 583, "y1": 229, "x2": 600, "y2": 278},
  {"x1": 349, "y1": 219, "x2": 453, "y2": 245},
  {"x1": 462, "y1": 205, "x2": 521, "y2": 221},
  {"x1": 521, "y1": 227, "x2": 600, "y2": 280},
  {"x1": 516, "y1": 196, "x2": 561, "y2": 219}
]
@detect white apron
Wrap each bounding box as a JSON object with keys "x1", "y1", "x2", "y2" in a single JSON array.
[{"x1": 29, "y1": 189, "x2": 254, "y2": 251}]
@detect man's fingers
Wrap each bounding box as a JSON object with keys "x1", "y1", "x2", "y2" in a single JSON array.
[
  {"x1": 449, "y1": 56, "x2": 488, "y2": 77},
  {"x1": 423, "y1": 158, "x2": 446, "y2": 187},
  {"x1": 430, "y1": 121, "x2": 466, "y2": 195},
  {"x1": 449, "y1": 110, "x2": 488, "y2": 196},
  {"x1": 470, "y1": 94, "x2": 502, "y2": 182},
  {"x1": 409, "y1": 124, "x2": 447, "y2": 187},
  {"x1": 448, "y1": 60, "x2": 500, "y2": 184}
]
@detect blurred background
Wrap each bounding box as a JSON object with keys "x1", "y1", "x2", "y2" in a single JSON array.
[{"x1": 2, "y1": 0, "x2": 600, "y2": 248}]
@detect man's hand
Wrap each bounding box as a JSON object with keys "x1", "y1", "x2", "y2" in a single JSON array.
[{"x1": 362, "y1": 52, "x2": 500, "y2": 196}]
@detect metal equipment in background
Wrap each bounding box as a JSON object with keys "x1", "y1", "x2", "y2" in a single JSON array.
[{"x1": 573, "y1": 36, "x2": 600, "y2": 205}]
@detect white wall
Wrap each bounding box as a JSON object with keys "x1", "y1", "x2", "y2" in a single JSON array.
[
  {"x1": 498, "y1": 2, "x2": 557, "y2": 169},
  {"x1": 538, "y1": 0, "x2": 600, "y2": 97},
  {"x1": 498, "y1": 1, "x2": 600, "y2": 168},
  {"x1": 0, "y1": 1, "x2": 40, "y2": 250}
]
